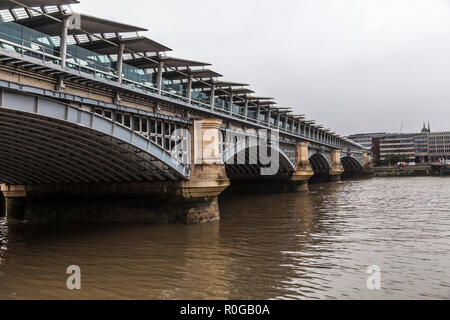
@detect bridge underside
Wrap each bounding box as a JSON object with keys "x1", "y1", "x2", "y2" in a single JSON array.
[
  {"x1": 309, "y1": 153, "x2": 331, "y2": 176},
  {"x1": 0, "y1": 108, "x2": 184, "y2": 184},
  {"x1": 308, "y1": 153, "x2": 335, "y2": 182},
  {"x1": 223, "y1": 146, "x2": 304, "y2": 193},
  {"x1": 341, "y1": 156, "x2": 365, "y2": 177},
  {"x1": 0, "y1": 109, "x2": 224, "y2": 224},
  {"x1": 225, "y1": 146, "x2": 296, "y2": 178}
]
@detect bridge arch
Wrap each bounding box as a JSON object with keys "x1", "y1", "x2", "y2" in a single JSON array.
[
  {"x1": 0, "y1": 92, "x2": 190, "y2": 185},
  {"x1": 309, "y1": 153, "x2": 332, "y2": 175},
  {"x1": 223, "y1": 139, "x2": 296, "y2": 177},
  {"x1": 341, "y1": 155, "x2": 365, "y2": 175}
]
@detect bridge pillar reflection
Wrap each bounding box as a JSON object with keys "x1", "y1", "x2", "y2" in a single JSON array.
[
  {"x1": 329, "y1": 150, "x2": 345, "y2": 182},
  {"x1": 290, "y1": 142, "x2": 314, "y2": 191}
]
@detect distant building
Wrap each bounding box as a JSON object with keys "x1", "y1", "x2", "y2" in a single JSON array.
[
  {"x1": 415, "y1": 133, "x2": 429, "y2": 162},
  {"x1": 421, "y1": 122, "x2": 431, "y2": 134},
  {"x1": 428, "y1": 131, "x2": 450, "y2": 161},
  {"x1": 347, "y1": 133, "x2": 386, "y2": 149},
  {"x1": 348, "y1": 122, "x2": 450, "y2": 165},
  {"x1": 378, "y1": 133, "x2": 426, "y2": 164}
]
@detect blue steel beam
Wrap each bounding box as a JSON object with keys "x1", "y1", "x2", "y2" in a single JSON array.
[{"x1": 0, "y1": 90, "x2": 191, "y2": 182}]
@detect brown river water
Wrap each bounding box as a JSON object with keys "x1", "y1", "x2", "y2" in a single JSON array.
[{"x1": 1, "y1": 177, "x2": 450, "y2": 300}]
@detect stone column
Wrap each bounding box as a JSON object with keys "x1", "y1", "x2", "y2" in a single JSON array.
[
  {"x1": 329, "y1": 150, "x2": 344, "y2": 181},
  {"x1": 362, "y1": 152, "x2": 374, "y2": 173},
  {"x1": 1, "y1": 185, "x2": 27, "y2": 220},
  {"x1": 229, "y1": 94, "x2": 234, "y2": 115},
  {"x1": 256, "y1": 106, "x2": 261, "y2": 124},
  {"x1": 187, "y1": 74, "x2": 193, "y2": 103},
  {"x1": 60, "y1": 17, "x2": 70, "y2": 68},
  {"x1": 0, "y1": 191, "x2": 5, "y2": 218},
  {"x1": 180, "y1": 120, "x2": 230, "y2": 223},
  {"x1": 116, "y1": 43, "x2": 125, "y2": 84},
  {"x1": 157, "y1": 61, "x2": 164, "y2": 94},
  {"x1": 243, "y1": 99, "x2": 249, "y2": 120},
  {"x1": 290, "y1": 142, "x2": 314, "y2": 191},
  {"x1": 209, "y1": 85, "x2": 216, "y2": 109}
]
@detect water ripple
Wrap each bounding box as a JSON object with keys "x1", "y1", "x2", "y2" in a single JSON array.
[{"x1": 0, "y1": 177, "x2": 449, "y2": 299}]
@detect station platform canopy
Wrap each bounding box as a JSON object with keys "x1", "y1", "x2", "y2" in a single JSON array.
[
  {"x1": 14, "y1": 11, "x2": 147, "y2": 36},
  {"x1": 236, "y1": 100, "x2": 277, "y2": 106},
  {"x1": 77, "y1": 36, "x2": 171, "y2": 55},
  {"x1": 192, "y1": 81, "x2": 249, "y2": 90},
  {"x1": 203, "y1": 88, "x2": 254, "y2": 97},
  {"x1": 0, "y1": 0, "x2": 79, "y2": 10},
  {"x1": 239, "y1": 96, "x2": 275, "y2": 101},
  {"x1": 162, "y1": 69, "x2": 222, "y2": 81},
  {"x1": 124, "y1": 56, "x2": 210, "y2": 69},
  {"x1": 225, "y1": 88, "x2": 255, "y2": 95}
]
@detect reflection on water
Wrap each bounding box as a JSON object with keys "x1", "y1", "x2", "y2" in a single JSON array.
[{"x1": 1, "y1": 177, "x2": 450, "y2": 300}]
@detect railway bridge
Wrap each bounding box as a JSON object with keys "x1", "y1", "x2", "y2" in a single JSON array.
[{"x1": 0, "y1": 0, "x2": 372, "y2": 223}]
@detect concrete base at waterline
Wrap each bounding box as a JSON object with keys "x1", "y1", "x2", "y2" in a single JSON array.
[
  {"x1": 1, "y1": 182, "x2": 224, "y2": 224},
  {"x1": 181, "y1": 164, "x2": 230, "y2": 198},
  {"x1": 0, "y1": 192, "x2": 5, "y2": 218},
  {"x1": 329, "y1": 173, "x2": 342, "y2": 182},
  {"x1": 4, "y1": 194, "x2": 220, "y2": 224},
  {"x1": 226, "y1": 176, "x2": 310, "y2": 194},
  {"x1": 5, "y1": 197, "x2": 26, "y2": 220}
]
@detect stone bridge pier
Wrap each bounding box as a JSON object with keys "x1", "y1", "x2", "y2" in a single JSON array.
[
  {"x1": 289, "y1": 142, "x2": 314, "y2": 191},
  {"x1": 329, "y1": 150, "x2": 345, "y2": 182},
  {"x1": 0, "y1": 191, "x2": 5, "y2": 218}
]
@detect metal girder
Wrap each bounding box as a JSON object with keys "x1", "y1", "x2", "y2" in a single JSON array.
[{"x1": 0, "y1": 92, "x2": 191, "y2": 184}]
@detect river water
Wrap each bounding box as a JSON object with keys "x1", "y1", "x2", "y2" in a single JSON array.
[{"x1": 0, "y1": 177, "x2": 449, "y2": 300}]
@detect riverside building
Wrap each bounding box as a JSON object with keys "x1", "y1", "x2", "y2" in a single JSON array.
[
  {"x1": 428, "y1": 131, "x2": 450, "y2": 161},
  {"x1": 349, "y1": 123, "x2": 450, "y2": 165}
]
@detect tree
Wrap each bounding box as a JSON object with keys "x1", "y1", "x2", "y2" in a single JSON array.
[{"x1": 385, "y1": 154, "x2": 409, "y2": 166}]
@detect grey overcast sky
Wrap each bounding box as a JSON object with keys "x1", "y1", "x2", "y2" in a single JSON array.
[{"x1": 75, "y1": 0, "x2": 450, "y2": 136}]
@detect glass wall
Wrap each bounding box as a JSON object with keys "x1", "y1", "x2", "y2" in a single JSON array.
[
  {"x1": 248, "y1": 110, "x2": 257, "y2": 120},
  {"x1": 191, "y1": 90, "x2": 210, "y2": 105},
  {"x1": 122, "y1": 63, "x2": 155, "y2": 87},
  {"x1": 270, "y1": 116, "x2": 276, "y2": 126},
  {"x1": 232, "y1": 103, "x2": 243, "y2": 116},
  {"x1": 162, "y1": 79, "x2": 186, "y2": 98},
  {"x1": 66, "y1": 44, "x2": 115, "y2": 79},
  {"x1": 259, "y1": 113, "x2": 266, "y2": 123},
  {"x1": 0, "y1": 21, "x2": 59, "y2": 63},
  {"x1": 214, "y1": 97, "x2": 228, "y2": 111}
]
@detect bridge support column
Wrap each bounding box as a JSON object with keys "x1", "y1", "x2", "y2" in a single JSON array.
[
  {"x1": 329, "y1": 150, "x2": 344, "y2": 182},
  {"x1": 362, "y1": 152, "x2": 374, "y2": 174},
  {"x1": 0, "y1": 190, "x2": 5, "y2": 218},
  {"x1": 290, "y1": 142, "x2": 314, "y2": 191},
  {"x1": 1, "y1": 185, "x2": 27, "y2": 220},
  {"x1": 180, "y1": 119, "x2": 230, "y2": 223}
]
